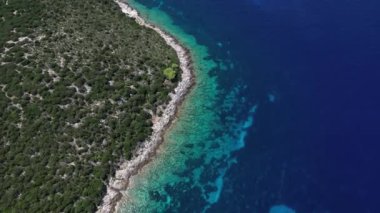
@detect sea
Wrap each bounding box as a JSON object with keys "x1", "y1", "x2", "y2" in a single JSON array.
[{"x1": 119, "y1": 0, "x2": 380, "y2": 212}]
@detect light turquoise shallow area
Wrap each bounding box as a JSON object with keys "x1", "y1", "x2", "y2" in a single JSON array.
[
  {"x1": 270, "y1": 205, "x2": 297, "y2": 213},
  {"x1": 119, "y1": 1, "x2": 256, "y2": 212}
]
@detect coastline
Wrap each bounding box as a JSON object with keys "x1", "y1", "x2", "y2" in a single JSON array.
[{"x1": 96, "y1": 1, "x2": 195, "y2": 212}]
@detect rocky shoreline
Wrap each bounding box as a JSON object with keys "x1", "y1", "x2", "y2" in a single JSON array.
[{"x1": 96, "y1": 1, "x2": 195, "y2": 212}]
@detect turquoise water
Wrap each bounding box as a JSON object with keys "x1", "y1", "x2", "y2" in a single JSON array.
[
  {"x1": 269, "y1": 205, "x2": 296, "y2": 213},
  {"x1": 119, "y1": 0, "x2": 256, "y2": 212}
]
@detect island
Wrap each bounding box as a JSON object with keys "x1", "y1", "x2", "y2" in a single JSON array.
[{"x1": 0, "y1": 0, "x2": 193, "y2": 212}]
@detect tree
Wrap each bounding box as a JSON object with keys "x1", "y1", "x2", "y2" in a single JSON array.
[{"x1": 163, "y1": 63, "x2": 179, "y2": 80}]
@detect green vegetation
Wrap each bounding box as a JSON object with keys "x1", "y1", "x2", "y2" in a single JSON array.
[
  {"x1": 163, "y1": 63, "x2": 179, "y2": 80},
  {"x1": 0, "y1": 0, "x2": 180, "y2": 212}
]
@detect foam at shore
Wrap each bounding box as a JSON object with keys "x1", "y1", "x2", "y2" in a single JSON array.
[{"x1": 96, "y1": 1, "x2": 195, "y2": 212}]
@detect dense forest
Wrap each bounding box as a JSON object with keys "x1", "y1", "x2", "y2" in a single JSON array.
[{"x1": 0, "y1": 0, "x2": 180, "y2": 211}]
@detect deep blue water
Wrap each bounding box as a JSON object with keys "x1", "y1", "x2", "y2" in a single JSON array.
[{"x1": 136, "y1": 0, "x2": 380, "y2": 212}]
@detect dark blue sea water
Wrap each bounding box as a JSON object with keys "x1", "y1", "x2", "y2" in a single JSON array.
[{"x1": 132, "y1": 0, "x2": 380, "y2": 212}]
